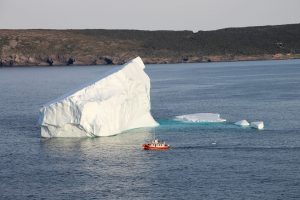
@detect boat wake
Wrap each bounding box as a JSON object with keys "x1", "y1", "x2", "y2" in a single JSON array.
[{"x1": 172, "y1": 145, "x2": 300, "y2": 150}]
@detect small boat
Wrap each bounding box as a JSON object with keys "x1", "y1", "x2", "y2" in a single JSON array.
[{"x1": 142, "y1": 139, "x2": 170, "y2": 150}]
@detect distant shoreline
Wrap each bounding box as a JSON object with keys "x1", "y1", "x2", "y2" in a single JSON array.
[
  {"x1": 1, "y1": 23, "x2": 300, "y2": 67},
  {"x1": 1, "y1": 56, "x2": 299, "y2": 68}
]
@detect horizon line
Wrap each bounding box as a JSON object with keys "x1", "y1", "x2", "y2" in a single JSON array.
[{"x1": 0, "y1": 22, "x2": 299, "y2": 33}]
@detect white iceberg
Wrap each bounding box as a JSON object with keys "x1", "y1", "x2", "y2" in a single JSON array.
[
  {"x1": 235, "y1": 120, "x2": 250, "y2": 127},
  {"x1": 175, "y1": 113, "x2": 226, "y2": 123},
  {"x1": 38, "y1": 57, "x2": 158, "y2": 137},
  {"x1": 250, "y1": 121, "x2": 264, "y2": 130}
]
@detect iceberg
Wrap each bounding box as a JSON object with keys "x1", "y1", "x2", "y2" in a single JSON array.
[
  {"x1": 175, "y1": 113, "x2": 226, "y2": 123},
  {"x1": 250, "y1": 121, "x2": 264, "y2": 130},
  {"x1": 235, "y1": 120, "x2": 250, "y2": 127},
  {"x1": 38, "y1": 57, "x2": 158, "y2": 137}
]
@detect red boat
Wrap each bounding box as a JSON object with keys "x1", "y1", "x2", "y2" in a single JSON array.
[{"x1": 142, "y1": 139, "x2": 170, "y2": 150}]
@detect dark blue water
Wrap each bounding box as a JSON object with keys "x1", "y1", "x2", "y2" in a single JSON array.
[{"x1": 0, "y1": 60, "x2": 300, "y2": 199}]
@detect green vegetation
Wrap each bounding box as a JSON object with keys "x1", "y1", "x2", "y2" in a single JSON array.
[{"x1": 0, "y1": 23, "x2": 300, "y2": 66}]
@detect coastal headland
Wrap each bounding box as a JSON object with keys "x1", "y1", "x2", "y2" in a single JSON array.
[{"x1": 1, "y1": 23, "x2": 300, "y2": 66}]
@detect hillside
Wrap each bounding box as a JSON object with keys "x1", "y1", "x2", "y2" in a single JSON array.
[{"x1": 1, "y1": 23, "x2": 300, "y2": 66}]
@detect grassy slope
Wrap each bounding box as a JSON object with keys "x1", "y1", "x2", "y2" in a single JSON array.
[{"x1": 1, "y1": 23, "x2": 300, "y2": 66}]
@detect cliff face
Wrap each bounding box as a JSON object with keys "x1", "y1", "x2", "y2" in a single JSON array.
[{"x1": 1, "y1": 24, "x2": 300, "y2": 66}]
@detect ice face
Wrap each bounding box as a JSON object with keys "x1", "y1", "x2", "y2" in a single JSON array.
[
  {"x1": 175, "y1": 113, "x2": 226, "y2": 123},
  {"x1": 38, "y1": 57, "x2": 159, "y2": 137}
]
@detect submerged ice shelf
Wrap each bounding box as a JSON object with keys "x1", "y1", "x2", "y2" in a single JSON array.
[{"x1": 38, "y1": 57, "x2": 158, "y2": 137}]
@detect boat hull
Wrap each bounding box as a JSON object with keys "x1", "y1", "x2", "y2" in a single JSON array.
[{"x1": 142, "y1": 144, "x2": 170, "y2": 150}]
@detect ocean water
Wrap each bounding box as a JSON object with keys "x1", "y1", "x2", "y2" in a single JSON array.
[{"x1": 0, "y1": 60, "x2": 300, "y2": 199}]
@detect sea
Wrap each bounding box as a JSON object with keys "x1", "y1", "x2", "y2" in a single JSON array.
[{"x1": 0, "y1": 59, "x2": 299, "y2": 199}]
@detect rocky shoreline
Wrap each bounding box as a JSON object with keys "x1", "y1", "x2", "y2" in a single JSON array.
[
  {"x1": 1, "y1": 24, "x2": 300, "y2": 67},
  {"x1": 0, "y1": 53, "x2": 299, "y2": 67}
]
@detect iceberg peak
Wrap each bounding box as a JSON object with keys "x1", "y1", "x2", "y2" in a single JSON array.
[{"x1": 38, "y1": 57, "x2": 158, "y2": 137}]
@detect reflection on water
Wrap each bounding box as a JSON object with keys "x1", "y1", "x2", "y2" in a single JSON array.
[
  {"x1": 40, "y1": 127, "x2": 154, "y2": 152},
  {"x1": 38, "y1": 128, "x2": 181, "y2": 199}
]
